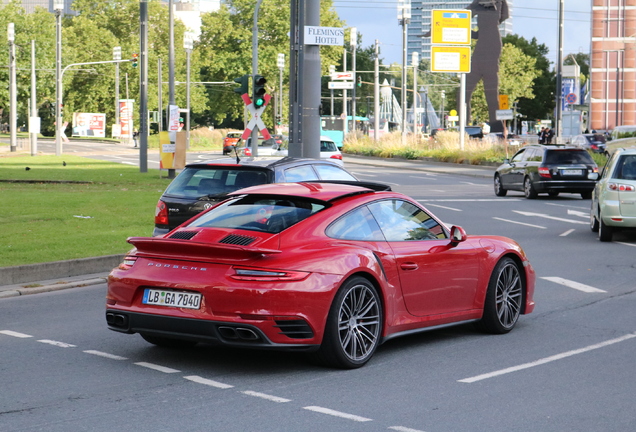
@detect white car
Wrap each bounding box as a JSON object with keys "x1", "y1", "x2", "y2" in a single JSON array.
[{"x1": 273, "y1": 136, "x2": 344, "y2": 166}]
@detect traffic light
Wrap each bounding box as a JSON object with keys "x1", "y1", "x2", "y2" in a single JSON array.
[
  {"x1": 357, "y1": 76, "x2": 361, "y2": 87},
  {"x1": 131, "y1": 53, "x2": 139, "y2": 68},
  {"x1": 233, "y1": 75, "x2": 249, "y2": 95},
  {"x1": 253, "y1": 75, "x2": 267, "y2": 108}
]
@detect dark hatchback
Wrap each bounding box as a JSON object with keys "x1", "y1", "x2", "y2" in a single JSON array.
[
  {"x1": 153, "y1": 157, "x2": 358, "y2": 236},
  {"x1": 494, "y1": 145, "x2": 599, "y2": 199}
]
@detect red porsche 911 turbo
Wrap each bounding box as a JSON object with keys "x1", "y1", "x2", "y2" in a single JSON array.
[{"x1": 106, "y1": 182, "x2": 535, "y2": 368}]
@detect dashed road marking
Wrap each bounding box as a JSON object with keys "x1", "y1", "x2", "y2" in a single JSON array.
[
  {"x1": 617, "y1": 242, "x2": 636, "y2": 248},
  {"x1": 303, "y1": 406, "x2": 372, "y2": 422},
  {"x1": 459, "y1": 333, "x2": 636, "y2": 383},
  {"x1": 424, "y1": 203, "x2": 462, "y2": 212},
  {"x1": 389, "y1": 427, "x2": 427, "y2": 432},
  {"x1": 135, "y1": 362, "x2": 180, "y2": 373},
  {"x1": 183, "y1": 375, "x2": 234, "y2": 389},
  {"x1": 0, "y1": 330, "x2": 32, "y2": 338},
  {"x1": 241, "y1": 390, "x2": 291, "y2": 403},
  {"x1": 84, "y1": 350, "x2": 128, "y2": 360},
  {"x1": 560, "y1": 229, "x2": 575, "y2": 236},
  {"x1": 541, "y1": 276, "x2": 606, "y2": 293},
  {"x1": 493, "y1": 217, "x2": 546, "y2": 229},
  {"x1": 513, "y1": 210, "x2": 588, "y2": 225},
  {"x1": 37, "y1": 339, "x2": 76, "y2": 348}
]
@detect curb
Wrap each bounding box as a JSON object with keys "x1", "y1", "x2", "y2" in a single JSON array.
[{"x1": 0, "y1": 277, "x2": 107, "y2": 299}]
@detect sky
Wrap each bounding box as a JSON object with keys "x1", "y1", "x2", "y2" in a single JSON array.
[{"x1": 332, "y1": 0, "x2": 592, "y2": 67}]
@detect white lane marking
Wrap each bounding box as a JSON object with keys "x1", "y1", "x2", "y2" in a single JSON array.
[
  {"x1": 616, "y1": 242, "x2": 636, "y2": 248},
  {"x1": 493, "y1": 217, "x2": 546, "y2": 229},
  {"x1": 460, "y1": 181, "x2": 478, "y2": 185},
  {"x1": 560, "y1": 229, "x2": 576, "y2": 236},
  {"x1": 541, "y1": 276, "x2": 606, "y2": 293},
  {"x1": 303, "y1": 406, "x2": 372, "y2": 422},
  {"x1": 84, "y1": 350, "x2": 128, "y2": 360},
  {"x1": 459, "y1": 333, "x2": 636, "y2": 383},
  {"x1": 241, "y1": 390, "x2": 291, "y2": 403},
  {"x1": 421, "y1": 199, "x2": 522, "y2": 202},
  {"x1": 37, "y1": 339, "x2": 76, "y2": 348},
  {"x1": 135, "y1": 362, "x2": 180, "y2": 373},
  {"x1": 513, "y1": 210, "x2": 588, "y2": 225},
  {"x1": 389, "y1": 427, "x2": 426, "y2": 432},
  {"x1": 183, "y1": 375, "x2": 234, "y2": 389},
  {"x1": 545, "y1": 202, "x2": 588, "y2": 210},
  {"x1": 351, "y1": 172, "x2": 377, "y2": 177},
  {"x1": 567, "y1": 209, "x2": 589, "y2": 218},
  {"x1": 423, "y1": 203, "x2": 462, "y2": 212},
  {"x1": 409, "y1": 175, "x2": 437, "y2": 180},
  {"x1": 0, "y1": 330, "x2": 32, "y2": 338}
]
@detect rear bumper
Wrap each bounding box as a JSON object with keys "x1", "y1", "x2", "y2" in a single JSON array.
[{"x1": 533, "y1": 180, "x2": 596, "y2": 193}]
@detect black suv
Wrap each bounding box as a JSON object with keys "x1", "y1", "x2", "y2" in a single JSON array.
[
  {"x1": 494, "y1": 145, "x2": 599, "y2": 199},
  {"x1": 153, "y1": 157, "x2": 358, "y2": 236}
]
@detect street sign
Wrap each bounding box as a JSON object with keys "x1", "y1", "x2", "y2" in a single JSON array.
[
  {"x1": 304, "y1": 26, "x2": 344, "y2": 46},
  {"x1": 431, "y1": 10, "x2": 472, "y2": 45},
  {"x1": 431, "y1": 46, "x2": 471, "y2": 73},
  {"x1": 241, "y1": 94, "x2": 271, "y2": 140},
  {"x1": 328, "y1": 81, "x2": 354, "y2": 90},
  {"x1": 496, "y1": 109, "x2": 513, "y2": 120},
  {"x1": 331, "y1": 72, "x2": 354, "y2": 80},
  {"x1": 499, "y1": 95, "x2": 509, "y2": 110}
]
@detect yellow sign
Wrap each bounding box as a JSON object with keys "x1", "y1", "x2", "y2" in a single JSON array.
[
  {"x1": 431, "y1": 46, "x2": 471, "y2": 73},
  {"x1": 499, "y1": 95, "x2": 509, "y2": 110},
  {"x1": 159, "y1": 131, "x2": 187, "y2": 170},
  {"x1": 431, "y1": 10, "x2": 472, "y2": 45}
]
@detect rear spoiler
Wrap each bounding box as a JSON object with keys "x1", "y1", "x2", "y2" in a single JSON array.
[
  {"x1": 305, "y1": 180, "x2": 392, "y2": 191},
  {"x1": 127, "y1": 237, "x2": 281, "y2": 261}
]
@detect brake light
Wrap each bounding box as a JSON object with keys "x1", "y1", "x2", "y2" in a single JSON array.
[
  {"x1": 244, "y1": 147, "x2": 252, "y2": 156},
  {"x1": 154, "y1": 200, "x2": 169, "y2": 225},
  {"x1": 231, "y1": 267, "x2": 310, "y2": 281},
  {"x1": 330, "y1": 154, "x2": 343, "y2": 160},
  {"x1": 118, "y1": 256, "x2": 138, "y2": 270},
  {"x1": 608, "y1": 183, "x2": 636, "y2": 192},
  {"x1": 538, "y1": 167, "x2": 551, "y2": 178}
]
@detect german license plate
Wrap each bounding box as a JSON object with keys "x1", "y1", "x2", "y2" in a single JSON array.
[
  {"x1": 142, "y1": 289, "x2": 202, "y2": 309},
  {"x1": 561, "y1": 169, "x2": 583, "y2": 175}
]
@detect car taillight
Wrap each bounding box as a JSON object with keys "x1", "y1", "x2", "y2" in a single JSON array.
[
  {"x1": 154, "y1": 200, "x2": 169, "y2": 225},
  {"x1": 330, "y1": 154, "x2": 343, "y2": 160},
  {"x1": 231, "y1": 267, "x2": 310, "y2": 281},
  {"x1": 538, "y1": 167, "x2": 551, "y2": 178},
  {"x1": 244, "y1": 148, "x2": 252, "y2": 156},
  {"x1": 608, "y1": 183, "x2": 636, "y2": 192},
  {"x1": 118, "y1": 256, "x2": 137, "y2": 270}
]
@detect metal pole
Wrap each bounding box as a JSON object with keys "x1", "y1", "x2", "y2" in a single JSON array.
[
  {"x1": 8, "y1": 23, "x2": 17, "y2": 152},
  {"x1": 459, "y1": 73, "x2": 466, "y2": 151},
  {"x1": 440, "y1": 90, "x2": 445, "y2": 129},
  {"x1": 184, "y1": 33, "x2": 193, "y2": 148},
  {"x1": 374, "y1": 39, "x2": 380, "y2": 142},
  {"x1": 301, "y1": 0, "x2": 321, "y2": 158},
  {"x1": 398, "y1": 1, "x2": 410, "y2": 143},
  {"x1": 350, "y1": 27, "x2": 357, "y2": 132},
  {"x1": 55, "y1": 5, "x2": 63, "y2": 156},
  {"x1": 158, "y1": 58, "x2": 163, "y2": 131},
  {"x1": 139, "y1": 0, "x2": 149, "y2": 173},
  {"x1": 166, "y1": 0, "x2": 175, "y2": 177},
  {"x1": 555, "y1": 0, "x2": 564, "y2": 142},
  {"x1": 30, "y1": 39, "x2": 37, "y2": 155},
  {"x1": 278, "y1": 53, "x2": 284, "y2": 129},
  {"x1": 113, "y1": 47, "x2": 121, "y2": 128},
  {"x1": 251, "y1": 0, "x2": 264, "y2": 157},
  {"x1": 412, "y1": 51, "x2": 418, "y2": 137},
  {"x1": 342, "y1": 48, "x2": 348, "y2": 135}
]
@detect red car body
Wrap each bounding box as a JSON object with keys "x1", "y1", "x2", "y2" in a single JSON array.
[
  {"x1": 107, "y1": 182, "x2": 535, "y2": 368},
  {"x1": 222, "y1": 132, "x2": 242, "y2": 155}
]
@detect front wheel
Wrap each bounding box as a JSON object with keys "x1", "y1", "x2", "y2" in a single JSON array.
[
  {"x1": 590, "y1": 208, "x2": 599, "y2": 233},
  {"x1": 524, "y1": 177, "x2": 538, "y2": 199},
  {"x1": 494, "y1": 174, "x2": 507, "y2": 196},
  {"x1": 476, "y1": 257, "x2": 523, "y2": 334},
  {"x1": 313, "y1": 277, "x2": 382, "y2": 369}
]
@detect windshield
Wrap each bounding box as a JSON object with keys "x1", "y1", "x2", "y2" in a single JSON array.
[
  {"x1": 187, "y1": 196, "x2": 327, "y2": 233},
  {"x1": 164, "y1": 167, "x2": 270, "y2": 198}
]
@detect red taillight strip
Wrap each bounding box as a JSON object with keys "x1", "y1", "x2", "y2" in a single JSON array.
[
  {"x1": 118, "y1": 256, "x2": 138, "y2": 270},
  {"x1": 608, "y1": 183, "x2": 636, "y2": 192},
  {"x1": 230, "y1": 267, "x2": 310, "y2": 281},
  {"x1": 538, "y1": 167, "x2": 551, "y2": 178}
]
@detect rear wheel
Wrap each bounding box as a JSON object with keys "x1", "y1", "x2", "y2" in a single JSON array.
[
  {"x1": 494, "y1": 174, "x2": 507, "y2": 196},
  {"x1": 312, "y1": 277, "x2": 382, "y2": 369},
  {"x1": 476, "y1": 257, "x2": 523, "y2": 334},
  {"x1": 140, "y1": 333, "x2": 197, "y2": 349},
  {"x1": 598, "y1": 213, "x2": 614, "y2": 242},
  {"x1": 581, "y1": 191, "x2": 592, "y2": 199},
  {"x1": 524, "y1": 177, "x2": 538, "y2": 199}
]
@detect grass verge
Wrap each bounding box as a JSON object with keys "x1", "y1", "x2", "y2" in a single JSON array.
[{"x1": 0, "y1": 155, "x2": 171, "y2": 267}]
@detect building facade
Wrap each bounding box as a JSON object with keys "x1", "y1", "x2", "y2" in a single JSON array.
[
  {"x1": 590, "y1": 0, "x2": 636, "y2": 131},
  {"x1": 410, "y1": 0, "x2": 513, "y2": 60}
]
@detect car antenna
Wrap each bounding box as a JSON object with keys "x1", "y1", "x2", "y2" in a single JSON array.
[{"x1": 234, "y1": 140, "x2": 241, "y2": 164}]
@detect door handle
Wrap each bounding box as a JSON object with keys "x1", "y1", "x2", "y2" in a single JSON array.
[{"x1": 400, "y1": 262, "x2": 418, "y2": 270}]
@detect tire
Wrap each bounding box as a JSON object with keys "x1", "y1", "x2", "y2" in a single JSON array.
[
  {"x1": 476, "y1": 257, "x2": 523, "y2": 334},
  {"x1": 548, "y1": 191, "x2": 559, "y2": 198},
  {"x1": 590, "y1": 208, "x2": 599, "y2": 233},
  {"x1": 140, "y1": 333, "x2": 197, "y2": 349},
  {"x1": 523, "y1": 177, "x2": 538, "y2": 199},
  {"x1": 312, "y1": 277, "x2": 382, "y2": 369},
  {"x1": 581, "y1": 191, "x2": 592, "y2": 199},
  {"x1": 494, "y1": 174, "x2": 507, "y2": 196},
  {"x1": 598, "y1": 213, "x2": 614, "y2": 242}
]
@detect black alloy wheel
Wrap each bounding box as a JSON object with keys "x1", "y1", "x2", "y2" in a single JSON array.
[
  {"x1": 476, "y1": 257, "x2": 523, "y2": 334},
  {"x1": 494, "y1": 174, "x2": 507, "y2": 196},
  {"x1": 524, "y1": 177, "x2": 538, "y2": 199}
]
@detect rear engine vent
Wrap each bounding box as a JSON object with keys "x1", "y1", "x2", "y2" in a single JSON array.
[
  {"x1": 219, "y1": 234, "x2": 256, "y2": 246},
  {"x1": 274, "y1": 319, "x2": 314, "y2": 339},
  {"x1": 169, "y1": 231, "x2": 199, "y2": 240}
]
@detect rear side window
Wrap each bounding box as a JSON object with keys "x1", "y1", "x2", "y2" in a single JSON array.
[
  {"x1": 164, "y1": 168, "x2": 270, "y2": 198},
  {"x1": 320, "y1": 141, "x2": 338, "y2": 152},
  {"x1": 283, "y1": 165, "x2": 319, "y2": 182},
  {"x1": 314, "y1": 164, "x2": 357, "y2": 180},
  {"x1": 327, "y1": 206, "x2": 385, "y2": 241},
  {"x1": 544, "y1": 150, "x2": 594, "y2": 164},
  {"x1": 614, "y1": 155, "x2": 636, "y2": 180},
  {"x1": 368, "y1": 199, "x2": 446, "y2": 241}
]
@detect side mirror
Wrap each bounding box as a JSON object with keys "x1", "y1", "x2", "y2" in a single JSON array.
[
  {"x1": 449, "y1": 226, "x2": 467, "y2": 246},
  {"x1": 503, "y1": 158, "x2": 510, "y2": 164}
]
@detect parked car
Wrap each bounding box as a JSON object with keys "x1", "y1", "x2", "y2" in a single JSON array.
[
  {"x1": 108, "y1": 182, "x2": 535, "y2": 368},
  {"x1": 222, "y1": 132, "x2": 242, "y2": 155},
  {"x1": 153, "y1": 157, "x2": 358, "y2": 236},
  {"x1": 464, "y1": 126, "x2": 484, "y2": 139},
  {"x1": 570, "y1": 133, "x2": 607, "y2": 153},
  {"x1": 234, "y1": 138, "x2": 278, "y2": 157},
  {"x1": 494, "y1": 145, "x2": 599, "y2": 199},
  {"x1": 264, "y1": 134, "x2": 285, "y2": 147},
  {"x1": 590, "y1": 147, "x2": 636, "y2": 241},
  {"x1": 273, "y1": 136, "x2": 344, "y2": 166}
]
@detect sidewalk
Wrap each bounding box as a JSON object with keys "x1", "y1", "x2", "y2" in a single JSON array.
[{"x1": 0, "y1": 155, "x2": 497, "y2": 298}]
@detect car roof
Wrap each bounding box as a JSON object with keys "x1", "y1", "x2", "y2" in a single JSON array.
[
  {"x1": 228, "y1": 181, "x2": 383, "y2": 202},
  {"x1": 527, "y1": 145, "x2": 583, "y2": 151},
  {"x1": 184, "y1": 156, "x2": 340, "y2": 169}
]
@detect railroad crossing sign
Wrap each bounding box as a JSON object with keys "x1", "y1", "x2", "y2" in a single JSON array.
[
  {"x1": 331, "y1": 72, "x2": 354, "y2": 80},
  {"x1": 241, "y1": 93, "x2": 271, "y2": 140}
]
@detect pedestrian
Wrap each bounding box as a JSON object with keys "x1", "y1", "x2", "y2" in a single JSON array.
[
  {"x1": 545, "y1": 127, "x2": 554, "y2": 144},
  {"x1": 133, "y1": 129, "x2": 139, "y2": 148},
  {"x1": 538, "y1": 127, "x2": 545, "y2": 144}
]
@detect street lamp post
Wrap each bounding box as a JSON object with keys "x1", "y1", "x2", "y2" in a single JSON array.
[
  {"x1": 398, "y1": 0, "x2": 411, "y2": 143},
  {"x1": 412, "y1": 51, "x2": 418, "y2": 137},
  {"x1": 278, "y1": 53, "x2": 285, "y2": 130},
  {"x1": 184, "y1": 32, "x2": 193, "y2": 147},
  {"x1": 54, "y1": 0, "x2": 64, "y2": 156},
  {"x1": 113, "y1": 46, "x2": 121, "y2": 129},
  {"x1": 440, "y1": 90, "x2": 445, "y2": 129},
  {"x1": 8, "y1": 23, "x2": 16, "y2": 152}
]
